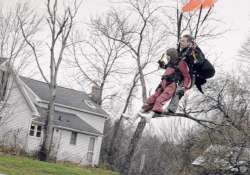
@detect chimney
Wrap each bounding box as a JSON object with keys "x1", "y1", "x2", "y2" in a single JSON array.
[{"x1": 90, "y1": 85, "x2": 101, "y2": 105}]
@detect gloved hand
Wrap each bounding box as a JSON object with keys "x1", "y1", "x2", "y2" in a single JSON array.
[{"x1": 158, "y1": 60, "x2": 165, "y2": 68}]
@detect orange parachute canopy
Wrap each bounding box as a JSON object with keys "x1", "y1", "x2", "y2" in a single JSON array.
[
  {"x1": 202, "y1": 0, "x2": 215, "y2": 8},
  {"x1": 181, "y1": 0, "x2": 215, "y2": 12}
]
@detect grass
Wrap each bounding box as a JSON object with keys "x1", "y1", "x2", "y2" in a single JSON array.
[{"x1": 0, "y1": 155, "x2": 119, "y2": 175}]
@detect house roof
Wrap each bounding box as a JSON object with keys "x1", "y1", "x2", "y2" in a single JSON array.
[
  {"x1": 20, "y1": 76, "x2": 108, "y2": 117},
  {"x1": 34, "y1": 106, "x2": 102, "y2": 136},
  {"x1": 0, "y1": 57, "x2": 8, "y2": 65}
]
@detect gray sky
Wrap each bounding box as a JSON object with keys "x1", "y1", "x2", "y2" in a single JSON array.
[
  {"x1": 208, "y1": 0, "x2": 250, "y2": 71},
  {"x1": 1, "y1": 0, "x2": 249, "y2": 71},
  {"x1": 83, "y1": 0, "x2": 250, "y2": 72}
]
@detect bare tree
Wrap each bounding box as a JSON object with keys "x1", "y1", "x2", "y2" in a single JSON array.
[
  {"x1": 69, "y1": 22, "x2": 128, "y2": 106},
  {"x1": 106, "y1": 71, "x2": 140, "y2": 166},
  {"x1": 67, "y1": 0, "x2": 224, "y2": 174},
  {"x1": 20, "y1": 0, "x2": 82, "y2": 161},
  {"x1": 0, "y1": 3, "x2": 41, "y2": 114},
  {"x1": 165, "y1": 75, "x2": 250, "y2": 175},
  {"x1": 198, "y1": 76, "x2": 250, "y2": 174},
  {"x1": 69, "y1": 12, "x2": 144, "y2": 168},
  {"x1": 0, "y1": 3, "x2": 42, "y2": 155},
  {"x1": 120, "y1": 1, "x2": 226, "y2": 173},
  {"x1": 131, "y1": 74, "x2": 250, "y2": 175},
  {"x1": 0, "y1": 3, "x2": 41, "y2": 70},
  {"x1": 91, "y1": 1, "x2": 167, "y2": 173}
]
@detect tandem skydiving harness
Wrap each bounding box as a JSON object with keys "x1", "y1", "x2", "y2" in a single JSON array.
[{"x1": 160, "y1": 61, "x2": 183, "y2": 85}]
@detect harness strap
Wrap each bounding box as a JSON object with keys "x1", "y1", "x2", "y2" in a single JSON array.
[
  {"x1": 192, "y1": 50, "x2": 198, "y2": 61},
  {"x1": 162, "y1": 62, "x2": 183, "y2": 84}
]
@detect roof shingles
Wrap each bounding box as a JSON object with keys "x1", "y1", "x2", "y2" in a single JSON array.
[
  {"x1": 20, "y1": 76, "x2": 107, "y2": 117},
  {"x1": 0, "y1": 57, "x2": 7, "y2": 65},
  {"x1": 35, "y1": 107, "x2": 102, "y2": 135}
]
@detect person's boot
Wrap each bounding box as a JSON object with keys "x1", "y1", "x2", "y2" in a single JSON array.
[
  {"x1": 131, "y1": 108, "x2": 145, "y2": 120},
  {"x1": 167, "y1": 96, "x2": 178, "y2": 113},
  {"x1": 167, "y1": 86, "x2": 184, "y2": 113},
  {"x1": 138, "y1": 111, "x2": 155, "y2": 123}
]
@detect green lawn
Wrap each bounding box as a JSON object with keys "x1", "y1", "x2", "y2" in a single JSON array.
[{"x1": 0, "y1": 155, "x2": 119, "y2": 175}]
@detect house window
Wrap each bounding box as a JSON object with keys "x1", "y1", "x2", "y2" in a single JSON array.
[
  {"x1": 36, "y1": 125, "x2": 42, "y2": 137},
  {"x1": 87, "y1": 137, "x2": 95, "y2": 163},
  {"x1": 70, "y1": 131, "x2": 77, "y2": 145},
  {"x1": 29, "y1": 124, "x2": 42, "y2": 137},
  {"x1": 29, "y1": 125, "x2": 35, "y2": 136}
]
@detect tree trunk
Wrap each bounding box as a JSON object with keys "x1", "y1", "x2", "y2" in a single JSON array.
[
  {"x1": 107, "y1": 73, "x2": 139, "y2": 166},
  {"x1": 21, "y1": 0, "x2": 79, "y2": 162},
  {"x1": 122, "y1": 119, "x2": 147, "y2": 175},
  {"x1": 122, "y1": 52, "x2": 147, "y2": 174},
  {"x1": 38, "y1": 86, "x2": 56, "y2": 161},
  {"x1": 38, "y1": 66, "x2": 56, "y2": 161}
]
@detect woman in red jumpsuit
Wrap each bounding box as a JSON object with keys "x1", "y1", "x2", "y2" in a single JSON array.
[{"x1": 139, "y1": 48, "x2": 191, "y2": 121}]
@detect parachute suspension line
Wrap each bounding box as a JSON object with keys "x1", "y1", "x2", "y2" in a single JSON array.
[
  {"x1": 177, "y1": 12, "x2": 183, "y2": 54},
  {"x1": 194, "y1": 5, "x2": 214, "y2": 40},
  {"x1": 181, "y1": 0, "x2": 215, "y2": 40},
  {"x1": 177, "y1": 13, "x2": 183, "y2": 43},
  {"x1": 176, "y1": 0, "x2": 183, "y2": 54},
  {"x1": 177, "y1": 0, "x2": 179, "y2": 42},
  {"x1": 200, "y1": 6, "x2": 213, "y2": 26},
  {"x1": 194, "y1": 5, "x2": 203, "y2": 40}
]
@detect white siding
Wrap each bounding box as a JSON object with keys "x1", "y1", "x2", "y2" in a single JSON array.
[
  {"x1": 92, "y1": 136, "x2": 103, "y2": 165},
  {"x1": 25, "y1": 127, "x2": 102, "y2": 166},
  {"x1": 1, "y1": 75, "x2": 106, "y2": 166},
  {"x1": 51, "y1": 105, "x2": 105, "y2": 166},
  {"x1": 55, "y1": 129, "x2": 98, "y2": 165},
  {"x1": 27, "y1": 135, "x2": 42, "y2": 152},
  {"x1": 0, "y1": 75, "x2": 33, "y2": 151},
  {"x1": 36, "y1": 103, "x2": 105, "y2": 165},
  {"x1": 75, "y1": 111, "x2": 105, "y2": 133},
  {"x1": 26, "y1": 124, "x2": 44, "y2": 152}
]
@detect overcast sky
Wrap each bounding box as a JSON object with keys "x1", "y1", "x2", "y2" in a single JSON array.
[
  {"x1": 208, "y1": 0, "x2": 250, "y2": 71},
  {"x1": 1, "y1": 0, "x2": 249, "y2": 71}
]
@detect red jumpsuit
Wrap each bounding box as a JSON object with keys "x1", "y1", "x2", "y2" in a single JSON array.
[{"x1": 143, "y1": 60, "x2": 191, "y2": 113}]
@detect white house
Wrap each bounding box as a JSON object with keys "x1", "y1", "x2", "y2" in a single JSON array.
[{"x1": 0, "y1": 58, "x2": 108, "y2": 166}]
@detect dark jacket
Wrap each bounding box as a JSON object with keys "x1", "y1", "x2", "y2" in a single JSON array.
[
  {"x1": 179, "y1": 47, "x2": 215, "y2": 93},
  {"x1": 160, "y1": 59, "x2": 191, "y2": 90}
]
